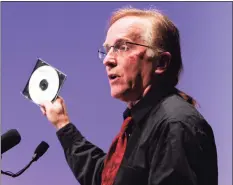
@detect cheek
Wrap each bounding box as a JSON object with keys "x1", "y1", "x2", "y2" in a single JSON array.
[
  {"x1": 119, "y1": 51, "x2": 153, "y2": 88},
  {"x1": 116, "y1": 55, "x2": 143, "y2": 90},
  {"x1": 122, "y1": 55, "x2": 141, "y2": 79}
]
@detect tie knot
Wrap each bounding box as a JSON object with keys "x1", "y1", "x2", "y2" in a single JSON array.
[{"x1": 120, "y1": 116, "x2": 132, "y2": 133}]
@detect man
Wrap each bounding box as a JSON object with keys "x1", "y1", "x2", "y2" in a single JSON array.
[{"x1": 40, "y1": 7, "x2": 218, "y2": 185}]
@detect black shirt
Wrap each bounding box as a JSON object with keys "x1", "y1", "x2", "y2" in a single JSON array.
[{"x1": 57, "y1": 86, "x2": 218, "y2": 185}]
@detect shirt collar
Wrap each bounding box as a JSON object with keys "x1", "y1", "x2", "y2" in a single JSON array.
[{"x1": 123, "y1": 85, "x2": 177, "y2": 125}]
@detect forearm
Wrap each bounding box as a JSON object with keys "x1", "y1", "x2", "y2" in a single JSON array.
[{"x1": 57, "y1": 123, "x2": 106, "y2": 185}]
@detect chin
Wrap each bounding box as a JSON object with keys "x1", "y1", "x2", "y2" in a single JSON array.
[
  {"x1": 110, "y1": 87, "x2": 137, "y2": 102},
  {"x1": 111, "y1": 87, "x2": 127, "y2": 101}
]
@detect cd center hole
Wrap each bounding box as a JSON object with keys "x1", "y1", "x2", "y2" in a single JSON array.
[{"x1": 39, "y1": 79, "x2": 48, "y2": 91}]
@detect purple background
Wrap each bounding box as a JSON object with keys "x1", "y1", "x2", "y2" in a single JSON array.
[{"x1": 1, "y1": 2, "x2": 232, "y2": 185}]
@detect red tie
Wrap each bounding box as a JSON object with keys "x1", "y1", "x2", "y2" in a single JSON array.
[{"x1": 101, "y1": 116, "x2": 133, "y2": 185}]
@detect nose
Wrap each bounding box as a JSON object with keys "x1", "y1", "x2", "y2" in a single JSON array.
[{"x1": 103, "y1": 48, "x2": 117, "y2": 67}]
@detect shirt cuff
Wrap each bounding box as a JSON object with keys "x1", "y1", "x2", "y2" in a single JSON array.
[{"x1": 56, "y1": 123, "x2": 83, "y2": 149}]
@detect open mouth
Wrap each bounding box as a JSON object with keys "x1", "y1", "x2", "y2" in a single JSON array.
[{"x1": 109, "y1": 74, "x2": 119, "y2": 80}]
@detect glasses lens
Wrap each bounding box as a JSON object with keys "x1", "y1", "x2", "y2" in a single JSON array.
[{"x1": 98, "y1": 46, "x2": 106, "y2": 60}]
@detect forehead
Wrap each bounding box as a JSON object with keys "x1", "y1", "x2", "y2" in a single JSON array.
[{"x1": 104, "y1": 16, "x2": 150, "y2": 45}]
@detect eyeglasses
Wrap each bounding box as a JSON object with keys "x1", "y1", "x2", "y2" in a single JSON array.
[{"x1": 98, "y1": 40, "x2": 153, "y2": 61}]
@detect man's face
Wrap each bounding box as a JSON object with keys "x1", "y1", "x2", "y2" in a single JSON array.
[{"x1": 103, "y1": 16, "x2": 155, "y2": 102}]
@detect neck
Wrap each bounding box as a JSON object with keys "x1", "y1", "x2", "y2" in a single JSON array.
[{"x1": 127, "y1": 84, "x2": 152, "y2": 109}]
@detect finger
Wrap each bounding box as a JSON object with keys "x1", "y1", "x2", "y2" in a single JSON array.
[
  {"x1": 40, "y1": 106, "x2": 46, "y2": 115},
  {"x1": 53, "y1": 99, "x2": 63, "y2": 111},
  {"x1": 58, "y1": 96, "x2": 67, "y2": 107},
  {"x1": 39, "y1": 103, "x2": 46, "y2": 114},
  {"x1": 54, "y1": 96, "x2": 64, "y2": 106},
  {"x1": 57, "y1": 96, "x2": 67, "y2": 112},
  {"x1": 40, "y1": 100, "x2": 53, "y2": 111},
  {"x1": 56, "y1": 96, "x2": 64, "y2": 104}
]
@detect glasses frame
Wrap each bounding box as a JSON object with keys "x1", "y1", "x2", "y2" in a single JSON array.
[{"x1": 98, "y1": 40, "x2": 154, "y2": 60}]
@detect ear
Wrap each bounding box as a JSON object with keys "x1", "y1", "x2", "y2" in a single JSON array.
[{"x1": 155, "y1": 52, "x2": 171, "y2": 75}]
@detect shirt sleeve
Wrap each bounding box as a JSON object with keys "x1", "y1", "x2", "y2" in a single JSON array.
[
  {"x1": 148, "y1": 120, "x2": 218, "y2": 185},
  {"x1": 56, "y1": 123, "x2": 106, "y2": 185}
]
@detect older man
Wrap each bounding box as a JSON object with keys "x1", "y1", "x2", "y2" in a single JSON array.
[{"x1": 40, "y1": 7, "x2": 218, "y2": 185}]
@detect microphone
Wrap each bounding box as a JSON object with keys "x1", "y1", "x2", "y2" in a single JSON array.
[
  {"x1": 32, "y1": 141, "x2": 49, "y2": 161},
  {"x1": 1, "y1": 129, "x2": 21, "y2": 154},
  {"x1": 1, "y1": 141, "x2": 49, "y2": 178}
]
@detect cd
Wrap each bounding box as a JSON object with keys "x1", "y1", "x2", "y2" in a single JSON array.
[{"x1": 28, "y1": 65, "x2": 60, "y2": 104}]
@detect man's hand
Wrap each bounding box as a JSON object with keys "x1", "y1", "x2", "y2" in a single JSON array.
[{"x1": 40, "y1": 96, "x2": 70, "y2": 130}]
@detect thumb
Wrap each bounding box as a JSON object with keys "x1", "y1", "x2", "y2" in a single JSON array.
[
  {"x1": 56, "y1": 96, "x2": 65, "y2": 108},
  {"x1": 56, "y1": 96, "x2": 64, "y2": 104},
  {"x1": 40, "y1": 100, "x2": 53, "y2": 112}
]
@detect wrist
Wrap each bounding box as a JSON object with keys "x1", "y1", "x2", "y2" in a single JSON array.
[{"x1": 55, "y1": 120, "x2": 70, "y2": 131}]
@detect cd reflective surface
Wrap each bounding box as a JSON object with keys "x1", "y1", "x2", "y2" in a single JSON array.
[{"x1": 28, "y1": 65, "x2": 60, "y2": 104}]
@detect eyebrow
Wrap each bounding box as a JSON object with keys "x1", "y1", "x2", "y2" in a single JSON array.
[
  {"x1": 103, "y1": 38, "x2": 125, "y2": 48},
  {"x1": 103, "y1": 31, "x2": 145, "y2": 47},
  {"x1": 103, "y1": 38, "x2": 132, "y2": 48},
  {"x1": 128, "y1": 32, "x2": 143, "y2": 42}
]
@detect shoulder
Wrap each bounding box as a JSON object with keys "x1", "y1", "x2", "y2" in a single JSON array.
[
  {"x1": 158, "y1": 94, "x2": 203, "y2": 122},
  {"x1": 146, "y1": 95, "x2": 217, "y2": 157},
  {"x1": 149, "y1": 94, "x2": 214, "y2": 139}
]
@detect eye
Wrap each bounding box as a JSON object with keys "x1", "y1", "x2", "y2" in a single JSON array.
[
  {"x1": 118, "y1": 43, "x2": 129, "y2": 51},
  {"x1": 104, "y1": 46, "x2": 110, "y2": 53}
]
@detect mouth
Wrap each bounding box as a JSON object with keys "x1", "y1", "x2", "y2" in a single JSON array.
[{"x1": 108, "y1": 74, "x2": 120, "y2": 81}]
